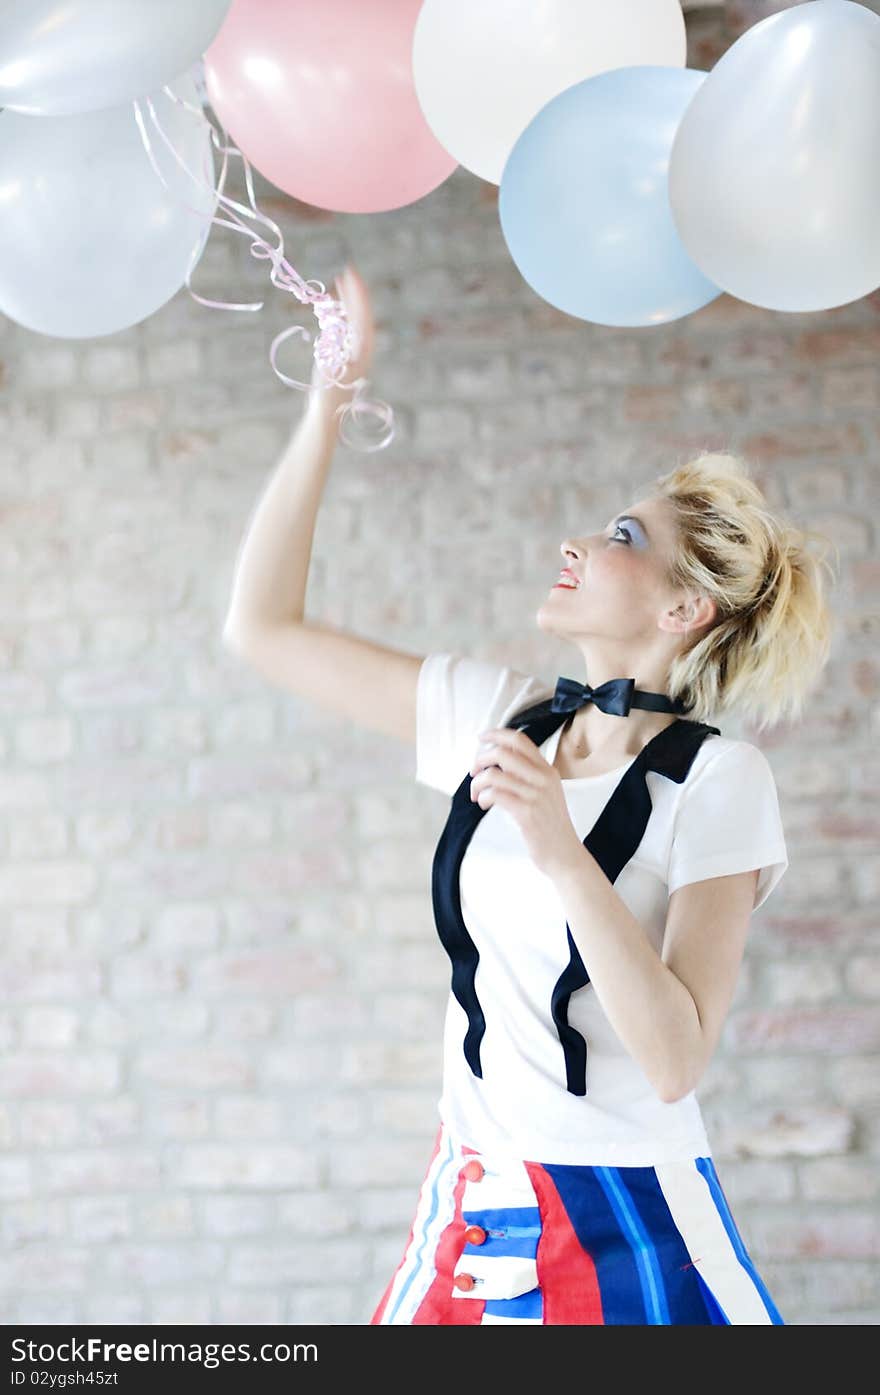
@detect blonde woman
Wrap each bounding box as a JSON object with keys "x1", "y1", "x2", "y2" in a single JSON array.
[{"x1": 223, "y1": 265, "x2": 836, "y2": 1326}]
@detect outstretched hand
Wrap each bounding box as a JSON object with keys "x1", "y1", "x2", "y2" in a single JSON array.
[{"x1": 309, "y1": 262, "x2": 376, "y2": 406}]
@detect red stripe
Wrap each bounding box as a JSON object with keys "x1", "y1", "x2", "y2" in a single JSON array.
[
  {"x1": 369, "y1": 1125, "x2": 444, "y2": 1325},
  {"x1": 409, "y1": 1147, "x2": 486, "y2": 1324},
  {"x1": 525, "y1": 1161, "x2": 604, "y2": 1324}
]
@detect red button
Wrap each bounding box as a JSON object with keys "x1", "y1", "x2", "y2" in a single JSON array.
[
  {"x1": 461, "y1": 1159, "x2": 484, "y2": 1182},
  {"x1": 464, "y1": 1224, "x2": 487, "y2": 1245},
  {"x1": 453, "y1": 1272, "x2": 476, "y2": 1291}
]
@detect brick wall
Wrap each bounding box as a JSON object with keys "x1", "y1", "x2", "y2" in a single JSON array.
[{"x1": 0, "y1": 5, "x2": 877, "y2": 1325}]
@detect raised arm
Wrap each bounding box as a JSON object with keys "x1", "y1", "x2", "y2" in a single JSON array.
[{"x1": 221, "y1": 265, "x2": 424, "y2": 745}]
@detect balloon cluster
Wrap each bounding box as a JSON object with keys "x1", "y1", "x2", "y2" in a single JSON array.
[
  {"x1": 414, "y1": 0, "x2": 880, "y2": 325},
  {"x1": 0, "y1": 0, "x2": 876, "y2": 414},
  {"x1": 0, "y1": 0, "x2": 401, "y2": 450}
]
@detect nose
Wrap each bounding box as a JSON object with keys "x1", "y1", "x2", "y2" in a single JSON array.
[{"x1": 560, "y1": 539, "x2": 584, "y2": 563}]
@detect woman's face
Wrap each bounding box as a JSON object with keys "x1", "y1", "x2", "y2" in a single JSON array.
[{"x1": 536, "y1": 495, "x2": 684, "y2": 644}]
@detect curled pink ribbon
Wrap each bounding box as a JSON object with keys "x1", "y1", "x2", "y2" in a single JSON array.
[{"x1": 132, "y1": 64, "x2": 394, "y2": 452}]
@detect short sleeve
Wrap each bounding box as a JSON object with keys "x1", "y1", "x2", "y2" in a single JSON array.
[
  {"x1": 667, "y1": 741, "x2": 788, "y2": 912},
  {"x1": 415, "y1": 651, "x2": 552, "y2": 797}
]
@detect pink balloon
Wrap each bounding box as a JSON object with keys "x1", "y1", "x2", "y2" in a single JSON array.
[{"x1": 204, "y1": 0, "x2": 458, "y2": 214}]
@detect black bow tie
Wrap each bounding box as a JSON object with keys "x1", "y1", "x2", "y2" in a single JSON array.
[{"x1": 551, "y1": 674, "x2": 687, "y2": 718}]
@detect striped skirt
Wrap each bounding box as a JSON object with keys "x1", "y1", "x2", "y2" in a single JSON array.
[{"x1": 370, "y1": 1121, "x2": 784, "y2": 1326}]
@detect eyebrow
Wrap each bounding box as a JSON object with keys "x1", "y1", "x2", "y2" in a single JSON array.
[{"x1": 609, "y1": 513, "x2": 650, "y2": 540}]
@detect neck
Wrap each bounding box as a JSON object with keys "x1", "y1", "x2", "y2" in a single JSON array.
[
  {"x1": 565, "y1": 649, "x2": 679, "y2": 759},
  {"x1": 564, "y1": 705, "x2": 680, "y2": 762}
]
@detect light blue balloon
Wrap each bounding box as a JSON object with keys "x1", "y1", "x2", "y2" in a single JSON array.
[{"x1": 499, "y1": 65, "x2": 721, "y2": 328}]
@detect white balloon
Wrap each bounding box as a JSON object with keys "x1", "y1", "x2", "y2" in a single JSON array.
[
  {"x1": 0, "y1": 72, "x2": 217, "y2": 338},
  {"x1": 0, "y1": 0, "x2": 231, "y2": 115},
  {"x1": 413, "y1": 0, "x2": 686, "y2": 184},
  {"x1": 669, "y1": 0, "x2": 880, "y2": 312}
]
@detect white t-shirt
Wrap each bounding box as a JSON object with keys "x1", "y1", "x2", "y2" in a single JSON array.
[{"x1": 415, "y1": 651, "x2": 789, "y2": 1167}]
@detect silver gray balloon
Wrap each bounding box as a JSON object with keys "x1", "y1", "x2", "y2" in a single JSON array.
[
  {"x1": 0, "y1": 71, "x2": 217, "y2": 337},
  {"x1": 668, "y1": 0, "x2": 880, "y2": 312},
  {"x1": 0, "y1": 0, "x2": 232, "y2": 114}
]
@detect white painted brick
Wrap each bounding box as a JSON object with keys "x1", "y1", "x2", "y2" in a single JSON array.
[
  {"x1": 304, "y1": 1093, "x2": 369, "y2": 1140},
  {"x1": 89, "y1": 613, "x2": 153, "y2": 658},
  {"x1": 209, "y1": 802, "x2": 274, "y2": 846},
  {"x1": 54, "y1": 395, "x2": 102, "y2": 437},
  {"x1": 75, "y1": 811, "x2": 135, "y2": 856},
  {"x1": 1, "y1": 1197, "x2": 66, "y2": 1243},
  {"x1": 228, "y1": 1239, "x2": 368, "y2": 1285},
  {"x1": 828, "y1": 1056, "x2": 880, "y2": 1106},
  {"x1": 0, "y1": 860, "x2": 97, "y2": 904},
  {"x1": 15, "y1": 717, "x2": 75, "y2": 764},
  {"x1": 101, "y1": 1242, "x2": 224, "y2": 1286},
  {"x1": 135, "y1": 1047, "x2": 252, "y2": 1090},
  {"x1": 288, "y1": 992, "x2": 371, "y2": 1036},
  {"x1": 743, "y1": 1056, "x2": 832, "y2": 1102},
  {"x1": 108, "y1": 955, "x2": 187, "y2": 998},
  {"x1": 145, "y1": 706, "x2": 208, "y2": 752},
  {"x1": 711, "y1": 1106, "x2": 855, "y2": 1158},
  {"x1": 12, "y1": 1296, "x2": 82, "y2": 1322},
  {"x1": 216, "y1": 1291, "x2": 284, "y2": 1323},
  {"x1": 277, "y1": 1191, "x2": 356, "y2": 1236},
  {"x1": 82, "y1": 1097, "x2": 140, "y2": 1144},
  {"x1": 286, "y1": 1285, "x2": 357, "y2": 1324},
  {"x1": 43, "y1": 1150, "x2": 161, "y2": 1193},
  {"x1": 145, "y1": 1096, "x2": 211, "y2": 1140},
  {"x1": 19, "y1": 1102, "x2": 80, "y2": 1148},
  {"x1": 68, "y1": 1196, "x2": 132, "y2": 1241},
  {"x1": 81, "y1": 345, "x2": 141, "y2": 391},
  {"x1": 0, "y1": 669, "x2": 47, "y2": 714},
  {"x1": 20, "y1": 1005, "x2": 79, "y2": 1048},
  {"x1": 144, "y1": 339, "x2": 204, "y2": 385},
  {"x1": 357, "y1": 1187, "x2": 421, "y2": 1232},
  {"x1": 798, "y1": 1158, "x2": 880, "y2": 1201},
  {"x1": 0, "y1": 772, "x2": 54, "y2": 811},
  {"x1": 0, "y1": 1156, "x2": 32, "y2": 1199},
  {"x1": 174, "y1": 1144, "x2": 319, "y2": 1190},
  {"x1": 8, "y1": 812, "x2": 68, "y2": 859},
  {"x1": 327, "y1": 1136, "x2": 434, "y2": 1188},
  {"x1": 200, "y1": 1195, "x2": 274, "y2": 1237},
  {"x1": 843, "y1": 954, "x2": 880, "y2": 998},
  {"x1": 761, "y1": 960, "x2": 841, "y2": 1004},
  {"x1": 0, "y1": 1051, "x2": 118, "y2": 1096},
  {"x1": 369, "y1": 1089, "x2": 438, "y2": 1134},
  {"x1": 709, "y1": 1158, "x2": 796, "y2": 1204},
  {"x1": 150, "y1": 1292, "x2": 213, "y2": 1323},
  {"x1": 214, "y1": 1094, "x2": 285, "y2": 1137},
  {"x1": 82, "y1": 1293, "x2": 146, "y2": 1323},
  {"x1": 207, "y1": 1001, "x2": 276, "y2": 1040}
]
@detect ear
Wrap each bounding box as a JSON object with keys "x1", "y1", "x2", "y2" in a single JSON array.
[{"x1": 660, "y1": 592, "x2": 717, "y2": 636}]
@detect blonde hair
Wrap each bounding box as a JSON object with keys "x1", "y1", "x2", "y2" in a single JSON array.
[{"x1": 645, "y1": 451, "x2": 839, "y2": 732}]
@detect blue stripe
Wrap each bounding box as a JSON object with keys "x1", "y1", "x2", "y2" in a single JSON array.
[
  {"x1": 386, "y1": 1130, "x2": 456, "y2": 1324},
  {"x1": 695, "y1": 1157, "x2": 785, "y2": 1324},
  {"x1": 622, "y1": 1164, "x2": 719, "y2": 1322},
  {"x1": 461, "y1": 1205, "x2": 541, "y2": 1259},
  {"x1": 543, "y1": 1162, "x2": 646, "y2": 1322},
  {"x1": 595, "y1": 1167, "x2": 670, "y2": 1325}
]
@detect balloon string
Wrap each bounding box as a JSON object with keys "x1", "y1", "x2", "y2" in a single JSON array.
[{"x1": 131, "y1": 67, "x2": 394, "y2": 452}]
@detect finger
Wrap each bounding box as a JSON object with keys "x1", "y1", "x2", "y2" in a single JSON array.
[
  {"x1": 470, "y1": 734, "x2": 545, "y2": 785},
  {"x1": 470, "y1": 766, "x2": 504, "y2": 798},
  {"x1": 469, "y1": 743, "x2": 502, "y2": 776},
  {"x1": 471, "y1": 769, "x2": 522, "y2": 807}
]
